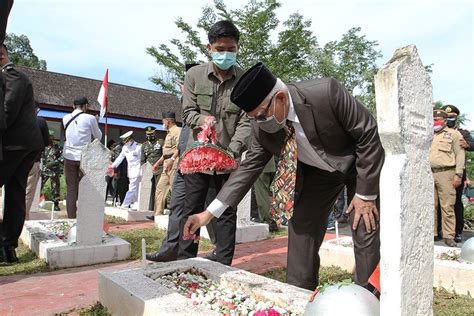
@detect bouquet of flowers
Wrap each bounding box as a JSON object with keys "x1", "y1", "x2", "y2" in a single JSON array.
[{"x1": 179, "y1": 116, "x2": 237, "y2": 174}]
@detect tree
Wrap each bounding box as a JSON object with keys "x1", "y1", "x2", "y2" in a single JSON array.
[
  {"x1": 4, "y1": 33, "x2": 47, "y2": 70},
  {"x1": 147, "y1": 0, "x2": 381, "y2": 115},
  {"x1": 147, "y1": 0, "x2": 318, "y2": 95},
  {"x1": 315, "y1": 27, "x2": 381, "y2": 116}
]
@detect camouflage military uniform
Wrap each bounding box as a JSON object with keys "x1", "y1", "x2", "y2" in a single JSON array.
[
  {"x1": 141, "y1": 136, "x2": 164, "y2": 211},
  {"x1": 41, "y1": 141, "x2": 63, "y2": 209}
]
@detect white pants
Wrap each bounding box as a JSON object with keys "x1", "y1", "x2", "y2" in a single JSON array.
[{"x1": 121, "y1": 176, "x2": 140, "y2": 208}]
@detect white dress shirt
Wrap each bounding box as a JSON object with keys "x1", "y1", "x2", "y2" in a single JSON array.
[
  {"x1": 62, "y1": 109, "x2": 102, "y2": 161},
  {"x1": 207, "y1": 96, "x2": 376, "y2": 218},
  {"x1": 111, "y1": 141, "x2": 142, "y2": 179}
]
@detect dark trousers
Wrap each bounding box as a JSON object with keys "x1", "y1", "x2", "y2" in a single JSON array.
[
  {"x1": 0, "y1": 149, "x2": 38, "y2": 248},
  {"x1": 178, "y1": 173, "x2": 236, "y2": 265},
  {"x1": 454, "y1": 172, "x2": 466, "y2": 236},
  {"x1": 64, "y1": 159, "x2": 83, "y2": 218},
  {"x1": 158, "y1": 171, "x2": 185, "y2": 257},
  {"x1": 286, "y1": 162, "x2": 380, "y2": 291},
  {"x1": 149, "y1": 174, "x2": 160, "y2": 211}
]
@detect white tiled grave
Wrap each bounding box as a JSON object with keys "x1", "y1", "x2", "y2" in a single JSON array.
[
  {"x1": 99, "y1": 258, "x2": 312, "y2": 316},
  {"x1": 105, "y1": 206, "x2": 154, "y2": 222},
  {"x1": 320, "y1": 236, "x2": 474, "y2": 295},
  {"x1": 20, "y1": 219, "x2": 130, "y2": 268}
]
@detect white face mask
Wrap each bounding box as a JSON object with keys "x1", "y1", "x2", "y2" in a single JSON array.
[
  {"x1": 256, "y1": 100, "x2": 287, "y2": 134},
  {"x1": 433, "y1": 125, "x2": 444, "y2": 132}
]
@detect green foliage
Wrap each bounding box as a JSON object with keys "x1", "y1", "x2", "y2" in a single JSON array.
[
  {"x1": 147, "y1": 0, "x2": 381, "y2": 113},
  {"x1": 315, "y1": 27, "x2": 381, "y2": 116},
  {"x1": 4, "y1": 33, "x2": 47, "y2": 70}
]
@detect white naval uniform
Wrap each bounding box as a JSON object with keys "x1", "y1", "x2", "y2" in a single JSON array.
[{"x1": 111, "y1": 141, "x2": 142, "y2": 208}]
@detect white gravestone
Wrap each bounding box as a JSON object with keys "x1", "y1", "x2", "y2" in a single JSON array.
[
  {"x1": 76, "y1": 140, "x2": 110, "y2": 246},
  {"x1": 375, "y1": 45, "x2": 434, "y2": 315},
  {"x1": 138, "y1": 162, "x2": 153, "y2": 211},
  {"x1": 30, "y1": 173, "x2": 42, "y2": 213}
]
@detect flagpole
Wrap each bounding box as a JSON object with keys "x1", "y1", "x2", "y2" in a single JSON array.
[{"x1": 105, "y1": 111, "x2": 108, "y2": 146}]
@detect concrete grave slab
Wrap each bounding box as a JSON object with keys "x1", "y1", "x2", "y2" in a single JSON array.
[
  {"x1": 99, "y1": 258, "x2": 312, "y2": 316},
  {"x1": 105, "y1": 206, "x2": 154, "y2": 222}
]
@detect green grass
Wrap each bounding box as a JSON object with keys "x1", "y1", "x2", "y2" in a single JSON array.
[
  {"x1": 269, "y1": 227, "x2": 288, "y2": 239},
  {"x1": 0, "y1": 241, "x2": 50, "y2": 276},
  {"x1": 55, "y1": 301, "x2": 110, "y2": 316},
  {"x1": 104, "y1": 214, "x2": 127, "y2": 224}
]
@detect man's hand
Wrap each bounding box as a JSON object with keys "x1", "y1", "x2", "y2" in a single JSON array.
[
  {"x1": 346, "y1": 196, "x2": 379, "y2": 233},
  {"x1": 164, "y1": 159, "x2": 173, "y2": 172},
  {"x1": 460, "y1": 137, "x2": 469, "y2": 149},
  {"x1": 183, "y1": 210, "x2": 214, "y2": 240},
  {"x1": 453, "y1": 175, "x2": 462, "y2": 188}
]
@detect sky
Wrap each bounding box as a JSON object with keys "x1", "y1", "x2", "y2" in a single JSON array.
[{"x1": 6, "y1": 0, "x2": 474, "y2": 129}]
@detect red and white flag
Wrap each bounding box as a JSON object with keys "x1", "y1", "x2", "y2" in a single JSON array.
[{"x1": 97, "y1": 69, "x2": 108, "y2": 118}]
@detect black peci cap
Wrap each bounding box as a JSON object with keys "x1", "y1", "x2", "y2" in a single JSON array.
[
  {"x1": 230, "y1": 62, "x2": 277, "y2": 112},
  {"x1": 162, "y1": 111, "x2": 176, "y2": 120}
]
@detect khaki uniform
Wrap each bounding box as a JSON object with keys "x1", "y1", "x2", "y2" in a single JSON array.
[
  {"x1": 429, "y1": 127, "x2": 465, "y2": 238},
  {"x1": 154, "y1": 125, "x2": 181, "y2": 215}
]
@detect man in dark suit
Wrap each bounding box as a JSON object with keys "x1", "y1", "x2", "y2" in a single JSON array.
[
  {"x1": 1, "y1": 0, "x2": 14, "y2": 161},
  {"x1": 0, "y1": 43, "x2": 43, "y2": 263},
  {"x1": 184, "y1": 62, "x2": 385, "y2": 291}
]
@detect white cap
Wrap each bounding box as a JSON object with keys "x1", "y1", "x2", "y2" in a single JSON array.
[{"x1": 120, "y1": 131, "x2": 133, "y2": 139}]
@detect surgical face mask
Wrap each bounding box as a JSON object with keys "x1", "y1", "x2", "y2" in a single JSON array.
[
  {"x1": 211, "y1": 51, "x2": 237, "y2": 70},
  {"x1": 146, "y1": 135, "x2": 156, "y2": 142},
  {"x1": 446, "y1": 117, "x2": 457, "y2": 128},
  {"x1": 257, "y1": 100, "x2": 287, "y2": 134},
  {"x1": 433, "y1": 120, "x2": 444, "y2": 132}
]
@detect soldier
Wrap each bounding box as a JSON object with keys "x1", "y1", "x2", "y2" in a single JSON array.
[
  {"x1": 140, "y1": 126, "x2": 163, "y2": 212},
  {"x1": 152, "y1": 112, "x2": 181, "y2": 216},
  {"x1": 429, "y1": 109, "x2": 465, "y2": 247},
  {"x1": 41, "y1": 130, "x2": 64, "y2": 212},
  {"x1": 441, "y1": 105, "x2": 474, "y2": 242}
]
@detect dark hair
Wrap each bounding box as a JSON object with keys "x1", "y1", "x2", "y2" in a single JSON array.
[
  {"x1": 1, "y1": 43, "x2": 8, "y2": 52},
  {"x1": 208, "y1": 20, "x2": 240, "y2": 44}
]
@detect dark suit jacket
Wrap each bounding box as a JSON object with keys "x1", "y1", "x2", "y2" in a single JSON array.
[
  {"x1": 217, "y1": 78, "x2": 385, "y2": 208},
  {"x1": 2, "y1": 63, "x2": 42, "y2": 151}
]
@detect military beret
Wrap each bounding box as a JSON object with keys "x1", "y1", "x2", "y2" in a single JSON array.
[
  {"x1": 162, "y1": 111, "x2": 176, "y2": 120},
  {"x1": 441, "y1": 105, "x2": 460, "y2": 115},
  {"x1": 73, "y1": 97, "x2": 89, "y2": 106},
  {"x1": 433, "y1": 109, "x2": 448, "y2": 118},
  {"x1": 145, "y1": 126, "x2": 156, "y2": 134},
  {"x1": 185, "y1": 63, "x2": 200, "y2": 72},
  {"x1": 230, "y1": 62, "x2": 277, "y2": 112}
]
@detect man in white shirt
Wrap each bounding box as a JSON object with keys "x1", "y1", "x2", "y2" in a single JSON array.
[
  {"x1": 109, "y1": 131, "x2": 142, "y2": 209},
  {"x1": 62, "y1": 97, "x2": 102, "y2": 218}
]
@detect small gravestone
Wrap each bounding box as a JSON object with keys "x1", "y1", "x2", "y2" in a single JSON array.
[
  {"x1": 76, "y1": 140, "x2": 110, "y2": 246},
  {"x1": 375, "y1": 44, "x2": 434, "y2": 315},
  {"x1": 138, "y1": 162, "x2": 153, "y2": 211}
]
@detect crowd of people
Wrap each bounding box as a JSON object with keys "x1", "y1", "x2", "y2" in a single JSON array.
[{"x1": 1, "y1": 6, "x2": 472, "y2": 301}]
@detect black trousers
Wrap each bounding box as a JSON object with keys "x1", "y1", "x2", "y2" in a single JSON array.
[
  {"x1": 454, "y1": 171, "x2": 466, "y2": 236},
  {"x1": 178, "y1": 172, "x2": 236, "y2": 265},
  {"x1": 286, "y1": 162, "x2": 380, "y2": 291},
  {"x1": 0, "y1": 149, "x2": 39, "y2": 248},
  {"x1": 158, "y1": 171, "x2": 185, "y2": 257}
]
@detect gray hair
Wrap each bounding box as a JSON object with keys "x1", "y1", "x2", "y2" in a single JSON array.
[{"x1": 266, "y1": 78, "x2": 288, "y2": 101}]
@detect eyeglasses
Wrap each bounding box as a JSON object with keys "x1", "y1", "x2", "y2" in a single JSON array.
[{"x1": 248, "y1": 94, "x2": 275, "y2": 122}]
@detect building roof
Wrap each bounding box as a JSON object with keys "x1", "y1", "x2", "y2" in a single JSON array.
[{"x1": 18, "y1": 66, "x2": 182, "y2": 122}]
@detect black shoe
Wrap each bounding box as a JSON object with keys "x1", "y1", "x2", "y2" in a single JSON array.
[
  {"x1": 3, "y1": 247, "x2": 19, "y2": 263},
  {"x1": 146, "y1": 216, "x2": 155, "y2": 221},
  {"x1": 269, "y1": 221, "x2": 279, "y2": 233},
  {"x1": 454, "y1": 234, "x2": 462, "y2": 243},
  {"x1": 204, "y1": 252, "x2": 231, "y2": 266},
  {"x1": 0, "y1": 247, "x2": 7, "y2": 263},
  {"x1": 54, "y1": 203, "x2": 61, "y2": 212},
  {"x1": 146, "y1": 251, "x2": 176, "y2": 262}
]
